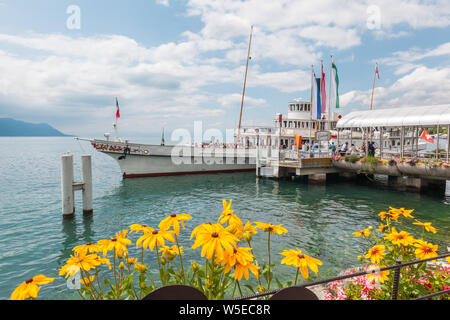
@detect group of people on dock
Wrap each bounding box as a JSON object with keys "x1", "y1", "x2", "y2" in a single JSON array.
[{"x1": 332, "y1": 141, "x2": 377, "y2": 157}]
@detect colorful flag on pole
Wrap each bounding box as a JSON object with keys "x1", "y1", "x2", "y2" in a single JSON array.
[
  {"x1": 330, "y1": 62, "x2": 340, "y2": 109},
  {"x1": 375, "y1": 64, "x2": 380, "y2": 79},
  {"x1": 320, "y1": 63, "x2": 327, "y2": 114},
  {"x1": 115, "y1": 98, "x2": 120, "y2": 119},
  {"x1": 312, "y1": 76, "x2": 322, "y2": 120},
  {"x1": 420, "y1": 129, "x2": 434, "y2": 143}
]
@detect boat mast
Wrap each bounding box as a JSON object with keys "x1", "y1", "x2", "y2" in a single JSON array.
[{"x1": 236, "y1": 25, "x2": 254, "y2": 146}]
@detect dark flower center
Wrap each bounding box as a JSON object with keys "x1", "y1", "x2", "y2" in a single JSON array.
[
  {"x1": 111, "y1": 238, "x2": 117, "y2": 242},
  {"x1": 170, "y1": 214, "x2": 177, "y2": 218},
  {"x1": 152, "y1": 230, "x2": 159, "y2": 235},
  {"x1": 297, "y1": 254, "x2": 305, "y2": 259},
  {"x1": 211, "y1": 232, "x2": 219, "y2": 238},
  {"x1": 25, "y1": 278, "x2": 33, "y2": 284}
]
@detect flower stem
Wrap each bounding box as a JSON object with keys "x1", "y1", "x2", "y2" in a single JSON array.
[
  {"x1": 294, "y1": 267, "x2": 300, "y2": 285},
  {"x1": 175, "y1": 234, "x2": 185, "y2": 284}
]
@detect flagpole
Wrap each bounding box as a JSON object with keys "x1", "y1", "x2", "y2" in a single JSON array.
[
  {"x1": 114, "y1": 97, "x2": 119, "y2": 141},
  {"x1": 370, "y1": 62, "x2": 378, "y2": 111},
  {"x1": 328, "y1": 55, "x2": 332, "y2": 127},
  {"x1": 309, "y1": 65, "x2": 313, "y2": 147},
  {"x1": 236, "y1": 25, "x2": 253, "y2": 146}
]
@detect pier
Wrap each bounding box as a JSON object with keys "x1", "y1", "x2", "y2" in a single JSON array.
[{"x1": 255, "y1": 104, "x2": 450, "y2": 195}]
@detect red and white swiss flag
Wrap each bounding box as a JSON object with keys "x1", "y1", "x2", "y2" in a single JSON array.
[{"x1": 420, "y1": 129, "x2": 434, "y2": 143}]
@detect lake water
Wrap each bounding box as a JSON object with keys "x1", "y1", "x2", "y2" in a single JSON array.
[{"x1": 0, "y1": 137, "x2": 449, "y2": 300}]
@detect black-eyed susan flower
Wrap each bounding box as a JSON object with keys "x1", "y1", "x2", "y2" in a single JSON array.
[
  {"x1": 366, "y1": 265, "x2": 390, "y2": 284},
  {"x1": 412, "y1": 220, "x2": 437, "y2": 234},
  {"x1": 234, "y1": 262, "x2": 259, "y2": 281},
  {"x1": 217, "y1": 247, "x2": 254, "y2": 273},
  {"x1": 414, "y1": 241, "x2": 438, "y2": 260},
  {"x1": 191, "y1": 223, "x2": 238, "y2": 260},
  {"x1": 59, "y1": 253, "x2": 110, "y2": 278},
  {"x1": 254, "y1": 221, "x2": 288, "y2": 235},
  {"x1": 389, "y1": 207, "x2": 414, "y2": 219},
  {"x1": 384, "y1": 227, "x2": 415, "y2": 247},
  {"x1": 10, "y1": 275, "x2": 54, "y2": 300},
  {"x1": 218, "y1": 200, "x2": 243, "y2": 227},
  {"x1": 242, "y1": 221, "x2": 258, "y2": 242},
  {"x1": 280, "y1": 249, "x2": 322, "y2": 280},
  {"x1": 159, "y1": 213, "x2": 192, "y2": 235},
  {"x1": 190, "y1": 222, "x2": 212, "y2": 240},
  {"x1": 352, "y1": 228, "x2": 371, "y2": 237},
  {"x1": 134, "y1": 263, "x2": 147, "y2": 273},
  {"x1": 378, "y1": 211, "x2": 399, "y2": 223},
  {"x1": 136, "y1": 228, "x2": 175, "y2": 251},
  {"x1": 126, "y1": 257, "x2": 137, "y2": 265},
  {"x1": 72, "y1": 243, "x2": 100, "y2": 256},
  {"x1": 97, "y1": 230, "x2": 132, "y2": 256},
  {"x1": 377, "y1": 223, "x2": 389, "y2": 233},
  {"x1": 225, "y1": 219, "x2": 244, "y2": 239},
  {"x1": 364, "y1": 245, "x2": 386, "y2": 264},
  {"x1": 129, "y1": 224, "x2": 153, "y2": 234},
  {"x1": 159, "y1": 245, "x2": 183, "y2": 261}
]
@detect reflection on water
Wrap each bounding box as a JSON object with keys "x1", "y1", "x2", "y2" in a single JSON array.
[{"x1": 0, "y1": 137, "x2": 449, "y2": 300}]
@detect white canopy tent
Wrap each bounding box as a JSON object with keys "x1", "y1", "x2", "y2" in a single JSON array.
[
  {"x1": 336, "y1": 104, "x2": 450, "y2": 128},
  {"x1": 335, "y1": 104, "x2": 450, "y2": 160}
]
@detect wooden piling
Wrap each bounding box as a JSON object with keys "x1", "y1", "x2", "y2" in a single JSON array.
[
  {"x1": 61, "y1": 153, "x2": 75, "y2": 218},
  {"x1": 81, "y1": 155, "x2": 93, "y2": 215}
]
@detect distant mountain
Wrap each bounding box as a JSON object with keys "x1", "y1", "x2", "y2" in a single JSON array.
[{"x1": 0, "y1": 118, "x2": 71, "y2": 136}]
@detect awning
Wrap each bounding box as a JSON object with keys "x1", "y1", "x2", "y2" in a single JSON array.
[{"x1": 336, "y1": 104, "x2": 450, "y2": 128}]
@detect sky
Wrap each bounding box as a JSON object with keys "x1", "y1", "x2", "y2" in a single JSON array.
[{"x1": 0, "y1": 0, "x2": 449, "y2": 138}]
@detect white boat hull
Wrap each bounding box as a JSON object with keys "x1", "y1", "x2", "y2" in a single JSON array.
[{"x1": 88, "y1": 139, "x2": 256, "y2": 178}]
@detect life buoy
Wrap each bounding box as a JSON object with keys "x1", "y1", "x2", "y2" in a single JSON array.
[{"x1": 143, "y1": 150, "x2": 149, "y2": 155}]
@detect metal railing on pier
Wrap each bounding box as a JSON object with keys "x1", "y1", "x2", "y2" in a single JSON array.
[{"x1": 234, "y1": 253, "x2": 450, "y2": 300}]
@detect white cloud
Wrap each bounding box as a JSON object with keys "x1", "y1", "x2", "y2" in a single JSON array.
[
  {"x1": 340, "y1": 66, "x2": 450, "y2": 111},
  {"x1": 156, "y1": 0, "x2": 170, "y2": 7}
]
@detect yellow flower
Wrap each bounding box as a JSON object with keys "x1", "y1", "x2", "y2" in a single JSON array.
[
  {"x1": 190, "y1": 222, "x2": 212, "y2": 240},
  {"x1": 159, "y1": 213, "x2": 193, "y2": 235},
  {"x1": 378, "y1": 211, "x2": 399, "y2": 223},
  {"x1": 242, "y1": 221, "x2": 258, "y2": 242},
  {"x1": 191, "y1": 223, "x2": 238, "y2": 260},
  {"x1": 134, "y1": 263, "x2": 147, "y2": 273},
  {"x1": 10, "y1": 275, "x2": 54, "y2": 300},
  {"x1": 414, "y1": 241, "x2": 438, "y2": 260},
  {"x1": 364, "y1": 245, "x2": 386, "y2": 264},
  {"x1": 352, "y1": 228, "x2": 371, "y2": 237},
  {"x1": 366, "y1": 265, "x2": 390, "y2": 284},
  {"x1": 389, "y1": 207, "x2": 414, "y2": 219},
  {"x1": 97, "y1": 230, "x2": 132, "y2": 256},
  {"x1": 129, "y1": 223, "x2": 153, "y2": 234},
  {"x1": 377, "y1": 223, "x2": 389, "y2": 233},
  {"x1": 254, "y1": 221, "x2": 288, "y2": 235},
  {"x1": 126, "y1": 257, "x2": 137, "y2": 265},
  {"x1": 59, "y1": 253, "x2": 110, "y2": 278},
  {"x1": 217, "y1": 247, "x2": 254, "y2": 273},
  {"x1": 225, "y1": 219, "x2": 244, "y2": 239},
  {"x1": 384, "y1": 227, "x2": 415, "y2": 247},
  {"x1": 136, "y1": 228, "x2": 175, "y2": 251},
  {"x1": 412, "y1": 220, "x2": 437, "y2": 234},
  {"x1": 233, "y1": 262, "x2": 259, "y2": 281},
  {"x1": 159, "y1": 245, "x2": 184, "y2": 261},
  {"x1": 218, "y1": 199, "x2": 242, "y2": 227},
  {"x1": 80, "y1": 275, "x2": 95, "y2": 286},
  {"x1": 280, "y1": 249, "x2": 322, "y2": 280},
  {"x1": 72, "y1": 243, "x2": 100, "y2": 256}
]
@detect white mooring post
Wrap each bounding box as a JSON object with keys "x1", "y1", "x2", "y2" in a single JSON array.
[
  {"x1": 61, "y1": 153, "x2": 75, "y2": 217},
  {"x1": 61, "y1": 153, "x2": 93, "y2": 218},
  {"x1": 81, "y1": 155, "x2": 93, "y2": 215}
]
